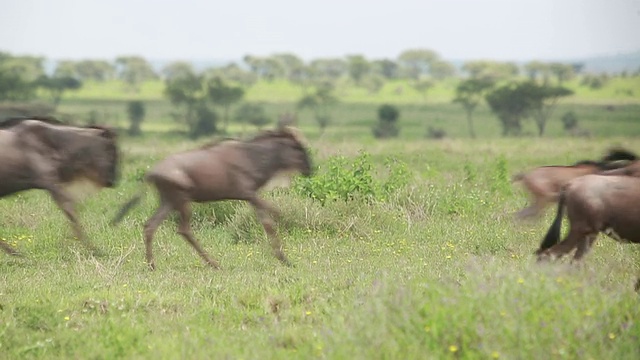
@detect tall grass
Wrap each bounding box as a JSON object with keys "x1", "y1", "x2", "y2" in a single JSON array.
[{"x1": 1, "y1": 135, "x2": 639, "y2": 358}]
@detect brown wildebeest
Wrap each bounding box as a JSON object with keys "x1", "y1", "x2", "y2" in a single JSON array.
[
  {"x1": 535, "y1": 173, "x2": 640, "y2": 291},
  {"x1": 111, "y1": 127, "x2": 313, "y2": 270},
  {"x1": 0, "y1": 117, "x2": 119, "y2": 256},
  {"x1": 512, "y1": 148, "x2": 637, "y2": 219}
]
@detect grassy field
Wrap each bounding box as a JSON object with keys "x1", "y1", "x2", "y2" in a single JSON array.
[
  {"x1": 1, "y1": 77, "x2": 640, "y2": 358},
  {"x1": 1, "y1": 131, "x2": 640, "y2": 358}
]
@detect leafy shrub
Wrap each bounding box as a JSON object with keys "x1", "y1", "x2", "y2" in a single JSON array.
[
  {"x1": 561, "y1": 111, "x2": 578, "y2": 130},
  {"x1": 426, "y1": 126, "x2": 447, "y2": 139},
  {"x1": 235, "y1": 102, "x2": 271, "y2": 129},
  {"x1": 190, "y1": 105, "x2": 218, "y2": 139},
  {"x1": 373, "y1": 104, "x2": 400, "y2": 138},
  {"x1": 126, "y1": 100, "x2": 145, "y2": 136},
  {"x1": 294, "y1": 151, "x2": 410, "y2": 205}
]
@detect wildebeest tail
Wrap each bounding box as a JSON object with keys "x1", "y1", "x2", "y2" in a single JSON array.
[
  {"x1": 536, "y1": 191, "x2": 566, "y2": 254},
  {"x1": 110, "y1": 183, "x2": 148, "y2": 226}
]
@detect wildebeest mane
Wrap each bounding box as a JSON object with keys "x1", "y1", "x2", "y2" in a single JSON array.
[
  {"x1": 199, "y1": 127, "x2": 307, "y2": 150},
  {"x1": 601, "y1": 147, "x2": 637, "y2": 163}
]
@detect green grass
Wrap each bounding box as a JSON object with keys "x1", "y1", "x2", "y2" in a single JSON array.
[{"x1": 1, "y1": 134, "x2": 640, "y2": 359}]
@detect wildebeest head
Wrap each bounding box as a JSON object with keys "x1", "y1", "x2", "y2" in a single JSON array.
[
  {"x1": 276, "y1": 126, "x2": 313, "y2": 177},
  {"x1": 251, "y1": 126, "x2": 313, "y2": 178}
]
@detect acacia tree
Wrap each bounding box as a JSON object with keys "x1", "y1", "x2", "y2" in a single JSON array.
[
  {"x1": 164, "y1": 71, "x2": 217, "y2": 138},
  {"x1": 486, "y1": 81, "x2": 573, "y2": 136},
  {"x1": 297, "y1": 83, "x2": 338, "y2": 134},
  {"x1": 0, "y1": 52, "x2": 38, "y2": 101},
  {"x1": 485, "y1": 83, "x2": 532, "y2": 136},
  {"x1": 346, "y1": 55, "x2": 370, "y2": 86},
  {"x1": 397, "y1": 49, "x2": 439, "y2": 80},
  {"x1": 162, "y1": 61, "x2": 195, "y2": 81},
  {"x1": 453, "y1": 78, "x2": 494, "y2": 138},
  {"x1": 524, "y1": 82, "x2": 573, "y2": 136},
  {"x1": 207, "y1": 77, "x2": 244, "y2": 133},
  {"x1": 115, "y1": 56, "x2": 157, "y2": 92},
  {"x1": 36, "y1": 75, "x2": 82, "y2": 106},
  {"x1": 234, "y1": 102, "x2": 271, "y2": 131},
  {"x1": 203, "y1": 63, "x2": 257, "y2": 89}
]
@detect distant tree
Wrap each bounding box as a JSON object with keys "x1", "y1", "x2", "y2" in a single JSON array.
[
  {"x1": 206, "y1": 77, "x2": 244, "y2": 133},
  {"x1": 430, "y1": 60, "x2": 456, "y2": 80},
  {"x1": 485, "y1": 82, "x2": 532, "y2": 136},
  {"x1": 164, "y1": 71, "x2": 211, "y2": 137},
  {"x1": 548, "y1": 63, "x2": 574, "y2": 85},
  {"x1": 485, "y1": 81, "x2": 573, "y2": 136},
  {"x1": 524, "y1": 82, "x2": 573, "y2": 136},
  {"x1": 203, "y1": 63, "x2": 258, "y2": 89},
  {"x1": 36, "y1": 75, "x2": 82, "y2": 106},
  {"x1": 272, "y1": 53, "x2": 305, "y2": 80},
  {"x1": 243, "y1": 55, "x2": 284, "y2": 81},
  {"x1": 191, "y1": 103, "x2": 218, "y2": 138},
  {"x1": 346, "y1": 55, "x2": 370, "y2": 85},
  {"x1": 162, "y1": 61, "x2": 195, "y2": 80},
  {"x1": 453, "y1": 78, "x2": 495, "y2": 138},
  {"x1": 53, "y1": 60, "x2": 78, "y2": 78},
  {"x1": 115, "y1": 56, "x2": 157, "y2": 91},
  {"x1": 463, "y1": 60, "x2": 518, "y2": 82},
  {"x1": 373, "y1": 104, "x2": 400, "y2": 138},
  {"x1": 234, "y1": 102, "x2": 271, "y2": 130},
  {"x1": 371, "y1": 59, "x2": 399, "y2": 79},
  {"x1": 309, "y1": 58, "x2": 347, "y2": 82},
  {"x1": 524, "y1": 61, "x2": 548, "y2": 81},
  {"x1": 297, "y1": 83, "x2": 338, "y2": 134},
  {"x1": 397, "y1": 49, "x2": 439, "y2": 80},
  {"x1": 1, "y1": 54, "x2": 45, "y2": 82},
  {"x1": 75, "y1": 60, "x2": 115, "y2": 82},
  {"x1": 0, "y1": 52, "x2": 37, "y2": 101},
  {"x1": 126, "y1": 100, "x2": 145, "y2": 136}
]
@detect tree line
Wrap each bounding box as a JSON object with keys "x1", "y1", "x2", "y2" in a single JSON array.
[{"x1": 0, "y1": 49, "x2": 634, "y2": 138}]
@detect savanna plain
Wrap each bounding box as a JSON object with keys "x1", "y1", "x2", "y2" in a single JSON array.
[{"x1": 1, "y1": 80, "x2": 640, "y2": 359}]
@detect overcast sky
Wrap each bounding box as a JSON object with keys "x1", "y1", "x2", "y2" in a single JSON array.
[{"x1": 1, "y1": 0, "x2": 639, "y2": 62}]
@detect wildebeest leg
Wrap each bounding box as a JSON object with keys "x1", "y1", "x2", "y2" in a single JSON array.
[
  {"x1": 175, "y1": 201, "x2": 220, "y2": 269},
  {"x1": 572, "y1": 234, "x2": 598, "y2": 262},
  {"x1": 542, "y1": 228, "x2": 585, "y2": 260},
  {"x1": 143, "y1": 201, "x2": 172, "y2": 270},
  {"x1": 249, "y1": 197, "x2": 290, "y2": 266},
  {"x1": 515, "y1": 200, "x2": 546, "y2": 219},
  {"x1": 0, "y1": 238, "x2": 22, "y2": 256},
  {"x1": 47, "y1": 186, "x2": 98, "y2": 254}
]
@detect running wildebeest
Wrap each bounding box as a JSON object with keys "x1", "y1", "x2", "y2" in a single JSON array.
[
  {"x1": 535, "y1": 172, "x2": 640, "y2": 290},
  {"x1": 512, "y1": 148, "x2": 637, "y2": 219},
  {"x1": 0, "y1": 117, "x2": 119, "y2": 256},
  {"x1": 111, "y1": 127, "x2": 313, "y2": 270}
]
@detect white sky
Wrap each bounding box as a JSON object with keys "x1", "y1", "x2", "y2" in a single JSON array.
[{"x1": 1, "y1": 0, "x2": 639, "y2": 61}]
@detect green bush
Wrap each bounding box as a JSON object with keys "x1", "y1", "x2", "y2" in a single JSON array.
[
  {"x1": 373, "y1": 104, "x2": 400, "y2": 138},
  {"x1": 294, "y1": 151, "x2": 410, "y2": 204}
]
